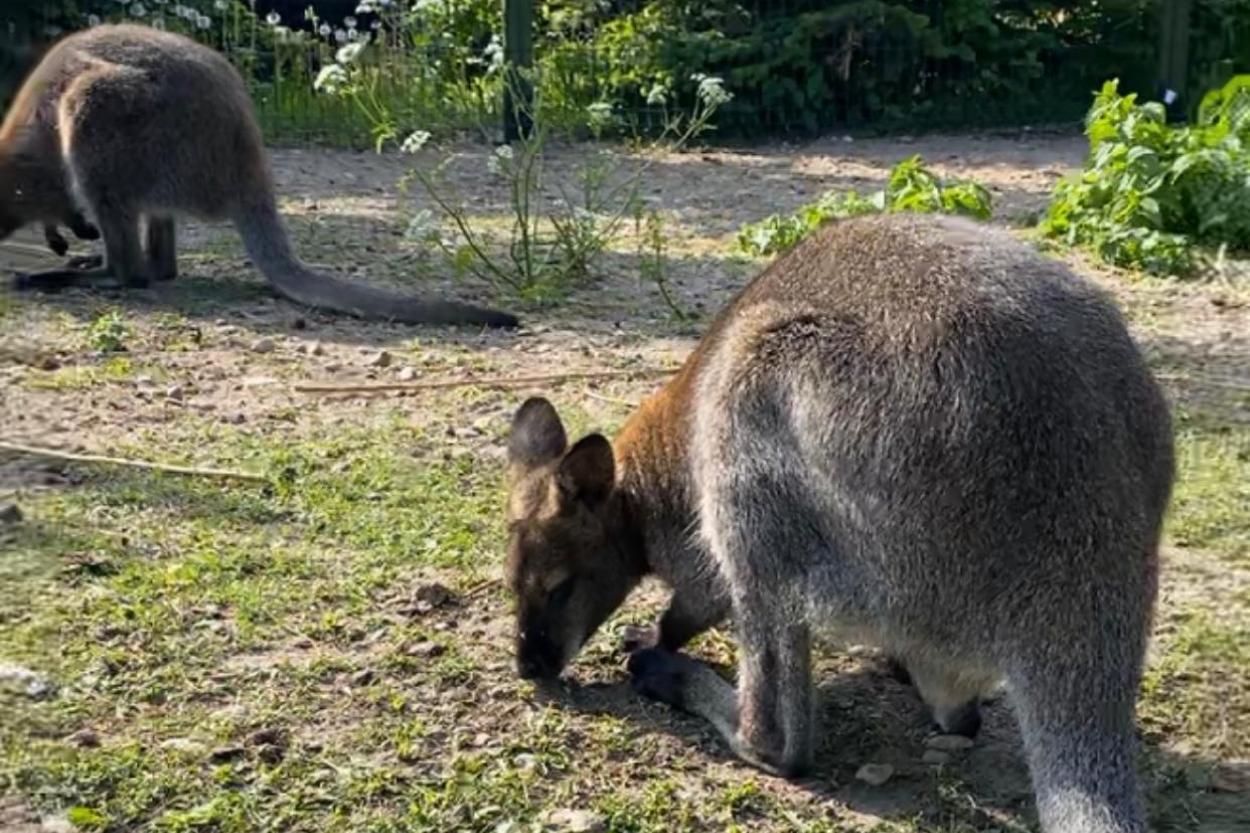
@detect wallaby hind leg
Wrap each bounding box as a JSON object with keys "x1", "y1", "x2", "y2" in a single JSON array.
[
  {"x1": 904, "y1": 654, "x2": 995, "y2": 738},
  {"x1": 1009, "y1": 648, "x2": 1147, "y2": 833},
  {"x1": 146, "y1": 217, "x2": 177, "y2": 281}
]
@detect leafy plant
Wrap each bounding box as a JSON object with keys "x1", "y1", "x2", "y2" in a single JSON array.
[
  {"x1": 1040, "y1": 75, "x2": 1250, "y2": 275},
  {"x1": 635, "y1": 208, "x2": 687, "y2": 320},
  {"x1": 86, "y1": 310, "x2": 131, "y2": 353},
  {"x1": 737, "y1": 155, "x2": 992, "y2": 256},
  {"x1": 329, "y1": 68, "x2": 732, "y2": 301}
]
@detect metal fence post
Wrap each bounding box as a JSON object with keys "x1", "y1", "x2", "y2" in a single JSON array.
[
  {"x1": 1156, "y1": 0, "x2": 1193, "y2": 121},
  {"x1": 502, "y1": 0, "x2": 534, "y2": 142}
]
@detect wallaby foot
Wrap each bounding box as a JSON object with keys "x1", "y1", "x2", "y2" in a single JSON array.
[
  {"x1": 628, "y1": 646, "x2": 690, "y2": 708},
  {"x1": 15, "y1": 265, "x2": 145, "y2": 292},
  {"x1": 628, "y1": 643, "x2": 811, "y2": 778}
]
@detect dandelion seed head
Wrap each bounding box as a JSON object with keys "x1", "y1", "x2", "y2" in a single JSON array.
[
  {"x1": 334, "y1": 27, "x2": 347, "y2": 43},
  {"x1": 318, "y1": 22, "x2": 331, "y2": 36},
  {"x1": 266, "y1": 10, "x2": 280, "y2": 24},
  {"x1": 130, "y1": 3, "x2": 146, "y2": 17},
  {"x1": 344, "y1": 15, "x2": 357, "y2": 27},
  {"x1": 400, "y1": 130, "x2": 431, "y2": 154},
  {"x1": 335, "y1": 41, "x2": 366, "y2": 64},
  {"x1": 197, "y1": 14, "x2": 212, "y2": 29}
]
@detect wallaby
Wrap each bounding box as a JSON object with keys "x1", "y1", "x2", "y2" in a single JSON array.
[
  {"x1": 0, "y1": 24, "x2": 517, "y2": 328},
  {"x1": 504, "y1": 214, "x2": 1173, "y2": 833}
]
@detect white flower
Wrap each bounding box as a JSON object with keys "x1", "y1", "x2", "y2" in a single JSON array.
[
  {"x1": 130, "y1": 3, "x2": 146, "y2": 17},
  {"x1": 274, "y1": 24, "x2": 290, "y2": 41},
  {"x1": 483, "y1": 34, "x2": 502, "y2": 66},
  {"x1": 215, "y1": 0, "x2": 228, "y2": 9},
  {"x1": 403, "y1": 209, "x2": 435, "y2": 241},
  {"x1": 334, "y1": 28, "x2": 348, "y2": 43},
  {"x1": 645, "y1": 84, "x2": 668, "y2": 106},
  {"x1": 313, "y1": 64, "x2": 349, "y2": 94},
  {"x1": 692, "y1": 74, "x2": 732, "y2": 107},
  {"x1": 346, "y1": 27, "x2": 360, "y2": 40},
  {"x1": 344, "y1": 15, "x2": 357, "y2": 28},
  {"x1": 198, "y1": 14, "x2": 212, "y2": 29},
  {"x1": 335, "y1": 41, "x2": 366, "y2": 64},
  {"x1": 487, "y1": 144, "x2": 514, "y2": 175},
  {"x1": 370, "y1": 20, "x2": 381, "y2": 30},
  {"x1": 400, "y1": 130, "x2": 431, "y2": 154},
  {"x1": 355, "y1": 1, "x2": 374, "y2": 12},
  {"x1": 266, "y1": 10, "x2": 280, "y2": 24},
  {"x1": 319, "y1": 22, "x2": 332, "y2": 36},
  {"x1": 87, "y1": 14, "x2": 101, "y2": 25}
]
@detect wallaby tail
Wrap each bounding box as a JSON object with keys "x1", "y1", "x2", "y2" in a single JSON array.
[
  {"x1": 1010, "y1": 649, "x2": 1148, "y2": 833},
  {"x1": 234, "y1": 199, "x2": 518, "y2": 328}
]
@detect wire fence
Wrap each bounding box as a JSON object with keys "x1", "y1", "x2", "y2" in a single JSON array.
[{"x1": 3, "y1": 1, "x2": 1248, "y2": 146}]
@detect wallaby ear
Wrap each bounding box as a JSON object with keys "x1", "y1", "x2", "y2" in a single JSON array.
[
  {"x1": 508, "y1": 397, "x2": 568, "y2": 468},
  {"x1": 556, "y1": 434, "x2": 616, "y2": 506}
]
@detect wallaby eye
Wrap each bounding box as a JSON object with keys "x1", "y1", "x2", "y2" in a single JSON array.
[{"x1": 548, "y1": 576, "x2": 576, "y2": 609}]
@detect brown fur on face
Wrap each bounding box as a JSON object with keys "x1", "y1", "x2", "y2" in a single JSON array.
[{"x1": 505, "y1": 398, "x2": 644, "y2": 679}]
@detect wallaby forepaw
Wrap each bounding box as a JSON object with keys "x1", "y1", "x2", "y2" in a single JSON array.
[{"x1": 627, "y1": 647, "x2": 687, "y2": 709}]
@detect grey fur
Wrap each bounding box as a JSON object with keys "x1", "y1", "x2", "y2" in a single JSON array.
[
  {"x1": 1, "y1": 24, "x2": 517, "y2": 327},
  {"x1": 505, "y1": 213, "x2": 1172, "y2": 833}
]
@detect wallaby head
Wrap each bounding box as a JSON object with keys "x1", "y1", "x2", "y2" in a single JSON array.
[{"x1": 505, "y1": 397, "x2": 641, "y2": 679}]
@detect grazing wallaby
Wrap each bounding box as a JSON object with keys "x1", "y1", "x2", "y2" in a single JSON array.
[
  {"x1": 0, "y1": 24, "x2": 517, "y2": 328},
  {"x1": 504, "y1": 214, "x2": 1173, "y2": 833}
]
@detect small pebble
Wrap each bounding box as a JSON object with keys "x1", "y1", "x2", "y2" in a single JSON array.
[
  {"x1": 922, "y1": 749, "x2": 951, "y2": 766},
  {"x1": 854, "y1": 762, "x2": 894, "y2": 786},
  {"x1": 209, "y1": 744, "x2": 246, "y2": 762},
  {"x1": 542, "y1": 808, "x2": 607, "y2": 833},
  {"x1": 0, "y1": 503, "x2": 22, "y2": 524},
  {"x1": 165, "y1": 385, "x2": 185, "y2": 401},
  {"x1": 350, "y1": 668, "x2": 376, "y2": 686},
  {"x1": 366, "y1": 350, "x2": 392, "y2": 368},
  {"x1": 64, "y1": 729, "x2": 101, "y2": 748},
  {"x1": 396, "y1": 366, "x2": 417, "y2": 382},
  {"x1": 250, "y1": 338, "x2": 276, "y2": 354}
]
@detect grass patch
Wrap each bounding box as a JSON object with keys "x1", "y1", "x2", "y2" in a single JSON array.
[{"x1": 1167, "y1": 417, "x2": 1250, "y2": 562}]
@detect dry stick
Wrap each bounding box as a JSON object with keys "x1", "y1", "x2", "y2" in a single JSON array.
[
  {"x1": 1156, "y1": 372, "x2": 1250, "y2": 391},
  {"x1": 293, "y1": 367, "x2": 679, "y2": 395},
  {"x1": 0, "y1": 440, "x2": 268, "y2": 484}
]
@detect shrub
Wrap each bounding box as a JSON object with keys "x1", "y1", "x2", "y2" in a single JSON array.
[
  {"x1": 1040, "y1": 75, "x2": 1250, "y2": 275},
  {"x1": 737, "y1": 155, "x2": 992, "y2": 256}
]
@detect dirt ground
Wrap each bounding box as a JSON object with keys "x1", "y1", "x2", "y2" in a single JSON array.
[{"x1": 1, "y1": 132, "x2": 1248, "y2": 833}]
